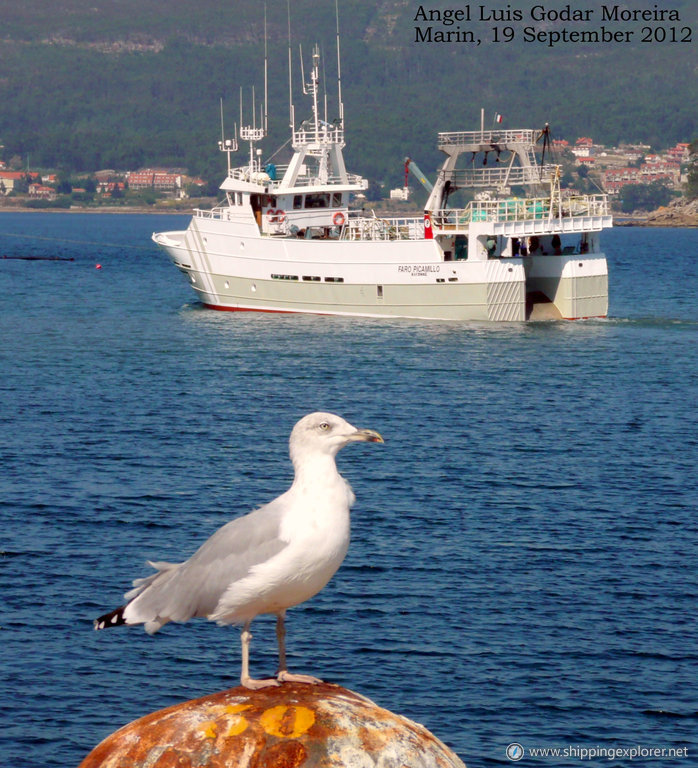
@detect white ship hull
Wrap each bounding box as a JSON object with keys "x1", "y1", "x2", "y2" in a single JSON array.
[{"x1": 155, "y1": 219, "x2": 608, "y2": 321}]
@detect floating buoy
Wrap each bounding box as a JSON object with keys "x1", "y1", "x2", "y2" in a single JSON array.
[
  {"x1": 95, "y1": 264, "x2": 102, "y2": 270},
  {"x1": 78, "y1": 682, "x2": 467, "y2": 768}
]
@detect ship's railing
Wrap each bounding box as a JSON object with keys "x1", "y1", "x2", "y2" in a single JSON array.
[
  {"x1": 228, "y1": 165, "x2": 270, "y2": 184},
  {"x1": 193, "y1": 205, "x2": 231, "y2": 220},
  {"x1": 227, "y1": 164, "x2": 289, "y2": 184},
  {"x1": 434, "y1": 194, "x2": 609, "y2": 227},
  {"x1": 438, "y1": 129, "x2": 538, "y2": 148},
  {"x1": 239, "y1": 126, "x2": 266, "y2": 142},
  {"x1": 226, "y1": 165, "x2": 365, "y2": 189},
  {"x1": 342, "y1": 215, "x2": 424, "y2": 241},
  {"x1": 293, "y1": 125, "x2": 345, "y2": 148},
  {"x1": 440, "y1": 164, "x2": 557, "y2": 189},
  {"x1": 272, "y1": 172, "x2": 366, "y2": 189}
]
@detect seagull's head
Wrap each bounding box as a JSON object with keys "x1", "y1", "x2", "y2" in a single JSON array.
[{"x1": 290, "y1": 412, "x2": 383, "y2": 463}]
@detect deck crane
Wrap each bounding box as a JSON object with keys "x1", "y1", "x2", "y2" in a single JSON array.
[{"x1": 403, "y1": 157, "x2": 434, "y2": 198}]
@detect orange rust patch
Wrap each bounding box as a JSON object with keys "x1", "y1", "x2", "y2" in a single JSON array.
[
  {"x1": 359, "y1": 726, "x2": 387, "y2": 752},
  {"x1": 257, "y1": 741, "x2": 308, "y2": 768},
  {"x1": 152, "y1": 749, "x2": 193, "y2": 768}
]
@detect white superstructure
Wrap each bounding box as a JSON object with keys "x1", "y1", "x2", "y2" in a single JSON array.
[{"x1": 153, "y1": 41, "x2": 611, "y2": 321}]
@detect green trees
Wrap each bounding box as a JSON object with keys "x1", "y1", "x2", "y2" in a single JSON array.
[
  {"x1": 10, "y1": 173, "x2": 31, "y2": 194},
  {"x1": 55, "y1": 174, "x2": 72, "y2": 195},
  {"x1": 686, "y1": 140, "x2": 698, "y2": 199},
  {"x1": 619, "y1": 182, "x2": 674, "y2": 213}
]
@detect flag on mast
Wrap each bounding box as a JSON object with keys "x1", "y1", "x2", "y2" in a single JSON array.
[{"x1": 495, "y1": 113, "x2": 503, "y2": 124}]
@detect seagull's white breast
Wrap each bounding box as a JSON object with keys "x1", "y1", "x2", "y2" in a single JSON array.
[{"x1": 210, "y1": 472, "x2": 354, "y2": 624}]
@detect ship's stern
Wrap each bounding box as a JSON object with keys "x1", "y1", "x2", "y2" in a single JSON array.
[{"x1": 525, "y1": 252, "x2": 608, "y2": 320}]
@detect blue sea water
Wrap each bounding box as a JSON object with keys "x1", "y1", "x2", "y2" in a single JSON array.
[{"x1": 0, "y1": 212, "x2": 696, "y2": 768}]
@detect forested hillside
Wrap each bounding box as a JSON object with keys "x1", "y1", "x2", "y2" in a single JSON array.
[{"x1": 0, "y1": 0, "x2": 696, "y2": 187}]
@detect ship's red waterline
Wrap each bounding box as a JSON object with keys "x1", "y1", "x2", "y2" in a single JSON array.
[{"x1": 203, "y1": 303, "x2": 296, "y2": 314}]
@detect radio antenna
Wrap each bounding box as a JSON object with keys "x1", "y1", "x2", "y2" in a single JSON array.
[
  {"x1": 322, "y1": 44, "x2": 328, "y2": 124},
  {"x1": 263, "y1": 2, "x2": 268, "y2": 133},
  {"x1": 287, "y1": 1, "x2": 294, "y2": 130},
  {"x1": 335, "y1": 0, "x2": 343, "y2": 125}
]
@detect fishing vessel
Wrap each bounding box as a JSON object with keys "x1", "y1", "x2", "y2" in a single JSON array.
[{"x1": 153, "y1": 44, "x2": 611, "y2": 321}]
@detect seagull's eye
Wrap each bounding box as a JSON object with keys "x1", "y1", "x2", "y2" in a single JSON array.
[{"x1": 318, "y1": 422, "x2": 330, "y2": 432}]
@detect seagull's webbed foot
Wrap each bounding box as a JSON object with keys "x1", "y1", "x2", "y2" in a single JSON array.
[
  {"x1": 240, "y1": 623, "x2": 281, "y2": 690},
  {"x1": 241, "y1": 675, "x2": 281, "y2": 690},
  {"x1": 277, "y1": 670, "x2": 323, "y2": 684}
]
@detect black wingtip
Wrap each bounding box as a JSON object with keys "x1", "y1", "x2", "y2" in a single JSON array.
[{"x1": 94, "y1": 605, "x2": 128, "y2": 630}]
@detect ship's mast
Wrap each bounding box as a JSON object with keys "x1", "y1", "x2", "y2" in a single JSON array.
[
  {"x1": 290, "y1": 0, "x2": 343, "y2": 142},
  {"x1": 263, "y1": 2, "x2": 268, "y2": 135},
  {"x1": 237, "y1": 10, "x2": 269, "y2": 176},
  {"x1": 287, "y1": 1, "x2": 295, "y2": 133},
  {"x1": 259, "y1": 0, "x2": 359, "y2": 191},
  {"x1": 335, "y1": 0, "x2": 344, "y2": 128}
]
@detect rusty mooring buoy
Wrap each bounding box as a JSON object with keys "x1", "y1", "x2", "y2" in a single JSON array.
[{"x1": 78, "y1": 682, "x2": 466, "y2": 767}]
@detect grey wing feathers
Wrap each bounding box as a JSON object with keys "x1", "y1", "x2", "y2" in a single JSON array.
[
  {"x1": 123, "y1": 498, "x2": 289, "y2": 627},
  {"x1": 125, "y1": 561, "x2": 179, "y2": 600}
]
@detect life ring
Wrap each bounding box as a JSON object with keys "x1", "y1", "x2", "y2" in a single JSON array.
[
  {"x1": 266, "y1": 209, "x2": 277, "y2": 223},
  {"x1": 276, "y1": 209, "x2": 286, "y2": 223},
  {"x1": 423, "y1": 212, "x2": 433, "y2": 240},
  {"x1": 333, "y1": 211, "x2": 346, "y2": 226}
]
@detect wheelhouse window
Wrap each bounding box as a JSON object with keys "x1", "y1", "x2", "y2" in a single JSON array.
[
  {"x1": 305, "y1": 193, "x2": 330, "y2": 208},
  {"x1": 293, "y1": 195, "x2": 303, "y2": 210},
  {"x1": 332, "y1": 192, "x2": 342, "y2": 207}
]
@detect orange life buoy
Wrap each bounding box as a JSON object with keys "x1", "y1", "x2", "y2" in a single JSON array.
[{"x1": 333, "y1": 211, "x2": 346, "y2": 226}]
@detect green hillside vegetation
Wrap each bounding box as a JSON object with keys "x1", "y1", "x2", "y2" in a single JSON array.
[
  {"x1": 0, "y1": 0, "x2": 696, "y2": 189},
  {"x1": 688, "y1": 140, "x2": 698, "y2": 198}
]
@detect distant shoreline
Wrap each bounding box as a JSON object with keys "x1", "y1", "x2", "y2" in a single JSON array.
[{"x1": 0, "y1": 204, "x2": 194, "y2": 215}]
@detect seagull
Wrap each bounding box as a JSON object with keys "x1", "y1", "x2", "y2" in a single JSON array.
[{"x1": 94, "y1": 412, "x2": 383, "y2": 689}]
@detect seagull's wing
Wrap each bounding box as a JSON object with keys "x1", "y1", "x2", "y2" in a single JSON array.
[{"x1": 123, "y1": 493, "x2": 291, "y2": 629}]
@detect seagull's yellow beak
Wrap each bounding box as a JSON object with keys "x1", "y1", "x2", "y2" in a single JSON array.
[{"x1": 349, "y1": 428, "x2": 384, "y2": 444}]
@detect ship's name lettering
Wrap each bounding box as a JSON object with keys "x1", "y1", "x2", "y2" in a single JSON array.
[{"x1": 399, "y1": 264, "x2": 441, "y2": 276}]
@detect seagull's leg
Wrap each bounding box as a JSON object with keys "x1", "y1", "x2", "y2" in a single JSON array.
[
  {"x1": 275, "y1": 610, "x2": 322, "y2": 684},
  {"x1": 240, "y1": 620, "x2": 280, "y2": 690},
  {"x1": 276, "y1": 610, "x2": 288, "y2": 673}
]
